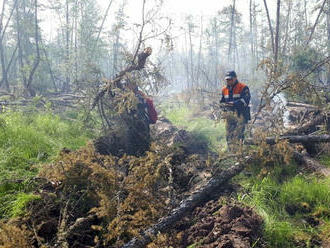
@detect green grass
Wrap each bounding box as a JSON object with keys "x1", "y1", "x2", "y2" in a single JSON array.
[
  {"x1": 239, "y1": 174, "x2": 330, "y2": 247},
  {"x1": 10, "y1": 193, "x2": 41, "y2": 217},
  {"x1": 279, "y1": 176, "x2": 330, "y2": 210},
  {"x1": 318, "y1": 155, "x2": 330, "y2": 168},
  {"x1": 0, "y1": 109, "x2": 95, "y2": 218},
  {"x1": 161, "y1": 105, "x2": 226, "y2": 151}
]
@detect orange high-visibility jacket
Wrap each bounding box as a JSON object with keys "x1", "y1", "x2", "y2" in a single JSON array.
[{"x1": 220, "y1": 81, "x2": 251, "y2": 121}]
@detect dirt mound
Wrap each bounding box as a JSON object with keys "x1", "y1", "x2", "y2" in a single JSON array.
[
  {"x1": 183, "y1": 200, "x2": 263, "y2": 248},
  {"x1": 93, "y1": 116, "x2": 209, "y2": 157},
  {"x1": 93, "y1": 116, "x2": 151, "y2": 157},
  {"x1": 150, "y1": 117, "x2": 208, "y2": 154}
]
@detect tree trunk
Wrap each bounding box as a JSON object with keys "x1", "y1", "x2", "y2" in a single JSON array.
[
  {"x1": 0, "y1": 0, "x2": 8, "y2": 90},
  {"x1": 249, "y1": 0, "x2": 254, "y2": 58},
  {"x1": 26, "y1": 0, "x2": 40, "y2": 97},
  {"x1": 42, "y1": 45, "x2": 57, "y2": 92},
  {"x1": 306, "y1": 0, "x2": 327, "y2": 46},
  {"x1": 64, "y1": 0, "x2": 70, "y2": 92},
  {"x1": 0, "y1": 0, "x2": 18, "y2": 91},
  {"x1": 16, "y1": 0, "x2": 27, "y2": 90},
  {"x1": 282, "y1": 0, "x2": 292, "y2": 56},
  {"x1": 122, "y1": 162, "x2": 245, "y2": 248},
  {"x1": 214, "y1": 19, "x2": 219, "y2": 87},
  {"x1": 327, "y1": 0, "x2": 330, "y2": 86},
  {"x1": 304, "y1": 0, "x2": 308, "y2": 29},
  {"x1": 285, "y1": 114, "x2": 327, "y2": 135},
  {"x1": 263, "y1": 0, "x2": 275, "y2": 54},
  {"x1": 94, "y1": 0, "x2": 114, "y2": 53},
  {"x1": 0, "y1": 41, "x2": 8, "y2": 90},
  {"x1": 196, "y1": 16, "x2": 203, "y2": 87},
  {"x1": 253, "y1": 1, "x2": 259, "y2": 63},
  {"x1": 286, "y1": 101, "x2": 319, "y2": 109},
  {"x1": 228, "y1": 0, "x2": 236, "y2": 66},
  {"x1": 274, "y1": 0, "x2": 281, "y2": 68},
  {"x1": 245, "y1": 134, "x2": 330, "y2": 145},
  {"x1": 188, "y1": 22, "x2": 194, "y2": 87},
  {"x1": 2, "y1": 45, "x2": 17, "y2": 91}
]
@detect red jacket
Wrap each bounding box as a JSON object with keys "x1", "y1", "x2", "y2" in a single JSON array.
[{"x1": 145, "y1": 98, "x2": 157, "y2": 124}]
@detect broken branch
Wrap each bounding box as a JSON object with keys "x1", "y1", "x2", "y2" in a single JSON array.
[
  {"x1": 121, "y1": 161, "x2": 246, "y2": 248},
  {"x1": 91, "y1": 47, "x2": 152, "y2": 110}
]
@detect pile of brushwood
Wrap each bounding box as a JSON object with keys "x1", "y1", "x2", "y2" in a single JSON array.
[{"x1": 0, "y1": 116, "x2": 251, "y2": 248}]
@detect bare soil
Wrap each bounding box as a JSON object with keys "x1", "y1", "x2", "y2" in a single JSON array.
[{"x1": 179, "y1": 200, "x2": 263, "y2": 248}]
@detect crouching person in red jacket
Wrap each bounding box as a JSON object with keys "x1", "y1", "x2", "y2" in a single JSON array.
[{"x1": 117, "y1": 82, "x2": 157, "y2": 155}]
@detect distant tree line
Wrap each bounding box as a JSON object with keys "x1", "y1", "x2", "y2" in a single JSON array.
[{"x1": 0, "y1": 0, "x2": 329, "y2": 99}]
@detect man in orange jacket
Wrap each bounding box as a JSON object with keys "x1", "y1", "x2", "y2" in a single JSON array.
[{"x1": 220, "y1": 71, "x2": 251, "y2": 151}]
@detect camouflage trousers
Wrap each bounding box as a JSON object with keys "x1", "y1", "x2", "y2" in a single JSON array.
[{"x1": 224, "y1": 112, "x2": 246, "y2": 152}]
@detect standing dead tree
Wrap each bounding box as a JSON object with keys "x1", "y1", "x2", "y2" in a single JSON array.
[
  {"x1": 274, "y1": 0, "x2": 281, "y2": 67},
  {"x1": 25, "y1": 0, "x2": 40, "y2": 97},
  {"x1": 0, "y1": 0, "x2": 18, "y2": 91},
  {"x1": 306, "y1": 0, "x2": 327, "y2": 46},
  {"x1": 263, "y1": 0, "x2": 275, "y2": 54}
]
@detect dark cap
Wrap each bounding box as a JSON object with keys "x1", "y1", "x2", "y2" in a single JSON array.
[{"x1": 225, "y1": 70, "x2": 237, "y2": 80}]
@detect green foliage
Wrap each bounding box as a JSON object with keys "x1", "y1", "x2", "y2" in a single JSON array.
[
  {"x1": 162, "y1": 105, "x2": 226, "y2": 151},
  {"x1": 10, "y1": 193, "x2": 41, "y2": 217},
  {"x1": 318, "y1": 155, "x2": 330, "y2": 168},
  {"x1": 239, "y1": 174, "x2": 330, "y2": 247},
  {"x1": 279, "y1": 177, "x2": 330, "y2": 211},
  {"x1": 291, "y1": 47, "x2": 321, "y2": 72}
]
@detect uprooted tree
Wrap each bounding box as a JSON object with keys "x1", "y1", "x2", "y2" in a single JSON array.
[{"x1": 91, "y1": 47, "x2": 155, "y2": 157}]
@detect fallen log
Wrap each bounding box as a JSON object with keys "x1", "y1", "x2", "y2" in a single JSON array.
[
  {"x1": 121, "y1": 161, "x2": 245, "y2": 248},
  {"x1": 244, "y1": 134, "x2": 330, "y2": 145},
  {"x1": 286, "y1": 101, "x2": 319, "y2": 109},
  {"x1": 293, "y1": 151, "x2": 330, "y2": 177},
  {"x1": 285, "y1": 114, "x2": 327, "y2": 135}
]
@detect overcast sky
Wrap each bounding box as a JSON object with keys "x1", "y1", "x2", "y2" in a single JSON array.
[
  {"x1": 97, "y1": 0, "x2": 277, "y2": 26},
  {"x1": 41, "y1": 0, "x2": 277, "y2": 49}
]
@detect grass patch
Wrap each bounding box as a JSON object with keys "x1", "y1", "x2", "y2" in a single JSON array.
[
  {"x1": 0, "y1": 109, "x2": 95, "y2": 218},
  {"x1": 318, "y1": 155, "x2": 330, "y2": 168},
  {"x1": 239, "y1": 174, "x2": 330, "y2": 247},
  {"x1": 0, "y1": 110, "x2": 94, "y2": 181},
  {"x1": 161, "y1": 104, "x2": 226, "y2": 151},
  {"x1": 10, "y1": 193, "x2": 41, "y2": 217}
]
